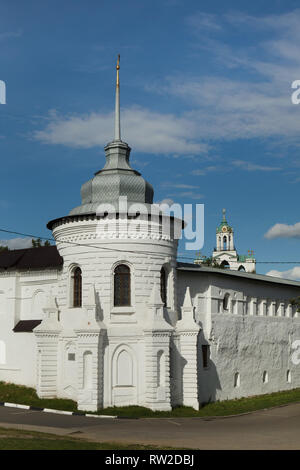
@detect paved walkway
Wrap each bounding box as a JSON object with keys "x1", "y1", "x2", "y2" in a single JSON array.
[{"x1": 0, "y1": 403, "x2": 299, "y2": 449}]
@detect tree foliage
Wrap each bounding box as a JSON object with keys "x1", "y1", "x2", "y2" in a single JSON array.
[
  {"x1": 31, "y1": 238, "x2": 51, "y2": 248},
  {"x1": 290, "y1": 296, "x2": 300, "y2": 312}
]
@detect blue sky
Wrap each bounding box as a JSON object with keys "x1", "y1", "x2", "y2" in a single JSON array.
[{"x1": 1, "y1": 0, "x2": 300, "y2": 278}]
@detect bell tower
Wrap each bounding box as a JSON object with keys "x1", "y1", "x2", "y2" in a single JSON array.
[
  {"x1": 208, "y1": 209, "x2": 256, "y2": 273},
  {"x1": 215, "y1": 209, "x2": 235, "y2": 252}
]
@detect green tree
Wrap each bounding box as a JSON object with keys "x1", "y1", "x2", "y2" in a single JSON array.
[
  {"x1": 31, "y1": 238, "x2": 51, "y2": 248},
  {"x1": 290, "y1": 296, "x2": 300, "y2": 312},
  {"x1": 202, "y1": 256, "x2": 222, "y2": 268}
]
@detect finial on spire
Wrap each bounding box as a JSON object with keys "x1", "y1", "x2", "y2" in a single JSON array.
[
  {"x1": 116, "y1": 54, "x2": 120, "y2": 85},
  {"x1": 222, "y1": 208, "x2": 226, "y2": 221},
  {"x1": 114, "y1": 54, "x2": 121, "y2": 141}
]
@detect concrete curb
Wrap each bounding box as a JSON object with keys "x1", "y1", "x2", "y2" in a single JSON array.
[
  {"x1": 0, "y1": 400, "x2": 299, "y2": 421},
  {"x1": 0, "y1": 402, "x2": 117, "y2": 419}
]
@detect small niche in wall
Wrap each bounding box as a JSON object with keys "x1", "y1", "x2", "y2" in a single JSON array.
[
  {"x1": 223, "y1": 293, "x2": 230, "y2": 312},
  {"x1": 157, "y1": 350, "x2": 165, "y2": 388},
  {"x1": 116, "y1": 349, "x2": 133, "y2": 386},
  {"x1": 202, "y1": 345, "x2": 210, "y2": 369},
  {"x1": 83, "y1": 351, "x2": 93, "y2": 390},
  {"x1": 263, "y1": 371, "x2": 268, "y2": 384},
  {"x1": 287, "y1": 370, "x2": 291, "y2": 383},
  {"x1": 234, "y1": 372, "x2": 240, "y2": 388}
]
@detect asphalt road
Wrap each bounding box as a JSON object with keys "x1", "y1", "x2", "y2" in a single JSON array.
[{"x1": 0, "y1": 403, "x2": 299, "y2": 449}]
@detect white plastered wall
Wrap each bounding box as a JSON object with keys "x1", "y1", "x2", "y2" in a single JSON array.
[
  {"x1": 177, "y1": 269, "x2": 300, "y2": 405},
  {"x1": 0, "y1": 269, "x2": 60, "y2": 388}
]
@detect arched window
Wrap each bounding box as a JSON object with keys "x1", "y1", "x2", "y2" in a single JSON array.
[
  {"x1": 73, "y1": 267, "x2": 82, "y2": 307},
  {"x1": 223, "y1": 236, "x2": 227, "y2": 250},
  {"x1": 223, "y1": 293, "x2": 230, "y2": 311},
  {"x1": 234, "y1": 372, "x2": 240, "y2": 388},
  {"x1": 114, "y1": 264, "x2": 131, "y2": 306},
  {"x1": 221, "y1": 260, "x2": 230, "y2": 269},
  {"x1": 263, "y1": 370, "x2": 268, "y2": 383},
  {"x1": 160, "y1": 267, "x2": 167, "y2": 307}
]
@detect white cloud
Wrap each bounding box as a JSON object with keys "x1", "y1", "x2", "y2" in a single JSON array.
[
  {"x1": 168, "y1": 191, "x2": 204, "y2": 200},
  {"x1": 232, "y1": 160, "x2": 281, "y2": 171},
  {"x1": 0, "y1": 238, "x2": 32, "y2": 250},
  {"x1": 150, "y1": 75, "x2": 300, "y2": 142},
  {"x1": 264, "y1": 222, "x2": 300, "y2": 239},
  {"x1": 162, "y1": 182, "x2": 199, "y2": 189},
  {"x1": 154, "y1": 198, "x2": 174, "y2": 206},
  {"x1": 191, "y1": 169, "x2": 206, "y2": 176},
  {"x1": 147, "y1": 10, "x2": 300, "y2": 144},
  {"x1": 0, "y1": 30, "x2": 22, "y2": 42},
  {"x1": 33, "y1": 107, "x2": 209, "y2": 156},
  {"x1": 266, "y1": 267, "x2": 300, "y2": 281},
  {"x1": 33, "y1": 10, "x2": 300, "y2": 158},
  {"x1": 186, "y1": 12, "x2": 223, "y2": 32},
  {"x1": 191, "y1": 161, "x2": 279, "y2": 175}
]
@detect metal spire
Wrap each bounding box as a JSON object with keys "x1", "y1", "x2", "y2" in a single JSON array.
[
  {"x1": 222, "y1": 208, "x2": 226, "y2": 222},
  {"x1": 114, "y1": 54, "x2": 121, "y2": 141}
]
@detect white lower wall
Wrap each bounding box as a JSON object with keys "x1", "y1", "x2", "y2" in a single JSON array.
[
  {"x1": 198, "y1": 314, "x2": 300, "y2": 403},
  {"x1": 0, "y1": 330, "x2": 37, "y2": 388},
  {"x1": 177, "y1": 268, "x2": 300, "y2": 404}
]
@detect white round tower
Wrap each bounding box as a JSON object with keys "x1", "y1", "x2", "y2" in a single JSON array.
[{"x1": 45, "y1": 57, "x2": 182, "y2": 410}]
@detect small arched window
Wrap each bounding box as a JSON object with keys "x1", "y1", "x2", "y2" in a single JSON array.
[
  {"x1": 73, "y1": 267, "x2": 82, "y2": 307},
  {"x1": 221, "y1": 260, "x2": 230, "y2": 269},
  {"x1": 160, "y1": 267, "x2": 167, "y2": 307},
  {"x1": 234, "y1": 372, "x2": 240, "y2": 388},
  {"x1": 263, "y1": 370, "x2": 268, "y2": 384},
  {"x1": 223, "y1": 293, "x2": 230, "y2": 311},
  {"x1": 114, "y1": 264, "x2": 131, "y2": 306}
]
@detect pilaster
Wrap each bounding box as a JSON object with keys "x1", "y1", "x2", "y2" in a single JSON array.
[
  {"x1": 176, "y1": 287, "x2": 200, "y2": 410},
  {"x1": 143, "y1": 283, "x2": 173, "y2": 411},
  {"x1": 34, "y1": 293, "x2": 61, "y2": 398},
  {"x1": 75, "y1": 285, "x2": 105, "y2": 412}
]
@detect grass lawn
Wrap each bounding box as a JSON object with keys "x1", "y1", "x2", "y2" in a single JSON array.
[
  {"x1": 93, "y1": 388, "x2": 300, "y2": 418},
  {"x1": 0, "y1": 381, "x2": 299, "y2": 419},
  {"x1": 0, "y1": 428, "x2": 177, "y2": 450},
  {"x1": 0, "y1": 381, "x2": 77, "y2": 412}
]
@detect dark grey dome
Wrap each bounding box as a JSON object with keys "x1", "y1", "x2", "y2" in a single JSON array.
[{"x1": 69, "y1": 140, "x2": 154, "y2": 216}]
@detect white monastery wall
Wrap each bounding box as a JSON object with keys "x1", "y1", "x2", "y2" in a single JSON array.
[
  {"x1": 177, "y1": 269, "x2": 300, "y2": 404},
  {"x1": 0, "y1": 269, "x2": 60, "y2": 388}
]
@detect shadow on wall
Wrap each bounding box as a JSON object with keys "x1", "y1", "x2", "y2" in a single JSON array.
[
  {"x1": 170, "y1": 337, "x2": 186, "y2": 406},
  {"x1": 197, "y1": 330, "x2": 222, "y2": 405},
  {"x1": 95, "y1": 292, "x2": 104, "y2": 322},
  {"x1": 98, "y1": 329, "x2": 108, "y2": 408},
  {"x1": 170, "y1": 330, "x2": 222, "y2": 408}
]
